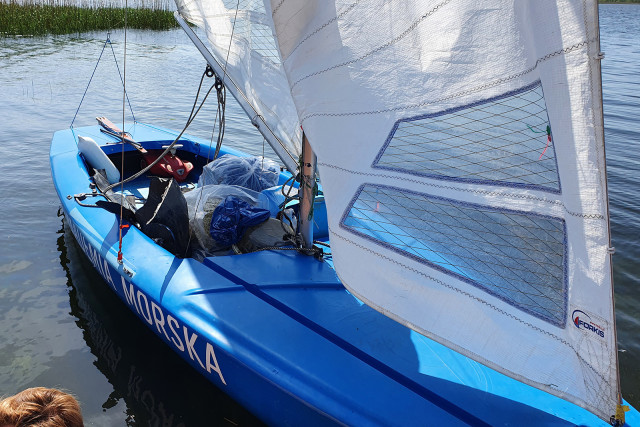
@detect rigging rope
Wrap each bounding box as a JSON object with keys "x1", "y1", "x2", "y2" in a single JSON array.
[
  {"x1": 211, "y1": 75, "x2": 226, "y2": 161},
  {"x1": 117, "y1": 2, "x2": 129, "y2": 264},
  {"x1": 102, "y1": 76, "x2": 217, "y2": 194},
  {"x1": 109, "y1": 36, "x2": 136, "y2": 123},
  {"x1": 181, "y1": 67, "x2": 222, "y2": 257},
  {"x1": 83, "y1": 0, "x2": 319, "y2": 260},
  {"x1": 210, "y1": 0, "x2": 239, "y2": 161},
  {"x1": 70, "y1": 36, "x2": 109, "y2": 129},
  {"x1": 70, "y1": 33, "x2": 135, "y2": 130},
  {"x1": 182, "y1": 0, "x2": 238, "y2": 258}
]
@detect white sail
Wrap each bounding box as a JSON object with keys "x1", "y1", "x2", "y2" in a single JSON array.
[
  {"x1": 174, "y1": 0, "x2": 301, "y2": 172},
  {"x1": 268, "y1": 0, "x2": 617, "y2": 421}
]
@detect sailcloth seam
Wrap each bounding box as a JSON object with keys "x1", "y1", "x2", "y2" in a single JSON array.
[
  {"x1": 289, "y1": 0, "x2": 453, "y2": 89},
  {"x1": 277, "y1": 0, "x2": 363, "y2": 62},
  {"x1": 271, "y1": 0, "x2": 286, "y2": 16},
  {"x1": 330, "y1": 228, "x2": 610, "y2": 408},
  {"x1": 300, "y1": 40, "x2": 594, "y2": 122},
  {"x1": 318, "y1": 162, "x2": 605, "y2": 219}
]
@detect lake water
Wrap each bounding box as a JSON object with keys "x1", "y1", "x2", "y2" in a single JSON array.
[{"x1": 1, "y1": 5, "x2": 639, "y2": 425}]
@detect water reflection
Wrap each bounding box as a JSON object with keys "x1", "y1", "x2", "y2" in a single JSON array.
[{"x1": 57, "y1": 214, "x2": 262, "y2": 426}]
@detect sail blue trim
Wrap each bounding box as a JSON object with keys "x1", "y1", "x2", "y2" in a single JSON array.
[
  {"x1": 372, "y1": 81, "x2": 562, "y2": 194},
  {"x1": 340, "y1": 183, "x2": 568, "y2": 328}
]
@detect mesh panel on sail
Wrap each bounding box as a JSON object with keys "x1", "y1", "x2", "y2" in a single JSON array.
[
  {"x1": 373, "y1": 82, "x2": 560, "y2": 192},
  {"x1": 342, "y1": 184, "x2": 567, "y2": 326},
  {"x1": 219, "y1": 0, "x2": 281, "y2": 62}
]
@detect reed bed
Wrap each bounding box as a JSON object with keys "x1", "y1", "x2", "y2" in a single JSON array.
[{"x1": 0, "y1": 0, "x2": 177, "y2": 36}]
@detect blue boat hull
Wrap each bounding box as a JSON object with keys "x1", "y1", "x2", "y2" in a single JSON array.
[{"x1": 51, "y1": 124, "x2": 639, "y2": 426}]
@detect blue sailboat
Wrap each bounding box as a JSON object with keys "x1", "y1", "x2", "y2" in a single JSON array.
[{"x1": 51, "y1": 1, "x2": 640, "y2": 425}]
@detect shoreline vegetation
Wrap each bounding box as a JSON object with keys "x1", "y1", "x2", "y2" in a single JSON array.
[
  {"x1": 0, "y1": 0, "x2": 639, "y2": 37},
  {"x1": 0, "y1": 0, "x2": 177, "y2": 36}
]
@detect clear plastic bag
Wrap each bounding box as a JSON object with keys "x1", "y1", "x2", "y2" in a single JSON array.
[
  {"x1": 199, "y1": 154, "x2": 280, "y2": 192},
  {"x1": 184, "y1": 184, "x2": 261, "y2": 256}
]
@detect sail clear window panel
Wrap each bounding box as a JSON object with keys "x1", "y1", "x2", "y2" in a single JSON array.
[
  {"x1": 373, "y1": 81, "x2": 561, "y2": 193},
  {"x1": 341, "y1": 185, "x2": 567, "y2": 327},
  {"x1": 249, "y1": 23, "x2": 281, "y2": 63},
  {"x1": 219, "y1": 0, "x2": 281, "y2": 64}
]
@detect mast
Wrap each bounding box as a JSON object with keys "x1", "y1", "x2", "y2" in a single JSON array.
[{"x1": 299, "y1": 131, "x2": 317, "y2": 250}]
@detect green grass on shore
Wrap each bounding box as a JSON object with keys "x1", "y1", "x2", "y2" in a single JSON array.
[
  {"x1": 0, "y1": 0, "x2": 177, "y2": 36},
  {"x1": 1, "y1": 0, "x2": 638, "y2": 37}
]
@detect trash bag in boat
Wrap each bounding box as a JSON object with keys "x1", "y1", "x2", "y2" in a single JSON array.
[
  {"x1": 209, "y1": 196, "x2": 270, "y2": 247},
  {"x1": 184, "y1": 184, "x2": 263, "y2": 256},
  {"x1": 198, "y1": 154, "x2": 280, "y2": 192},
  {"x1": 135, "y1": 177, "x2": 190, "y2": 257}
]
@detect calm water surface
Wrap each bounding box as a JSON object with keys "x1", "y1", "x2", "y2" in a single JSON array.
[
  {"x1": 0, "y1": 5, "x2": 639, "y2": 425},
  {"x1": 1, "y1": 29, "x2": 266, "y2": 426},
  {"x1": 600, "y1": 5, "x2": 640, "y2": 407}
]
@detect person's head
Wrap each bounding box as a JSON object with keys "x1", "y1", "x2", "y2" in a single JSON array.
[{"x1": 0, "y1": 387, "x2": 83, "y2": 427}]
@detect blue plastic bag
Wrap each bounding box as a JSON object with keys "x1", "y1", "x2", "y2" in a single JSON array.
[{"x1": 210, "y1": 196, "x2": 270, "y2": 247}]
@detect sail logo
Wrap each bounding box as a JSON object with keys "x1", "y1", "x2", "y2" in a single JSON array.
[{"x1": 572, "y1": 310, "x2": 605, "y2": 338}]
